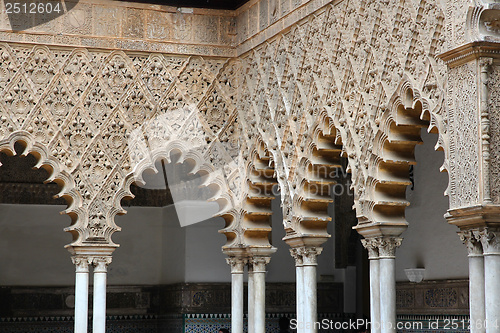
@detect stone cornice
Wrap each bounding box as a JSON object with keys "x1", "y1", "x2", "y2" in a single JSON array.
[
  {"x1": 353, "y1": 221, "x2": 408, "y2": 239},
  {"x1": 446, "y1": 204, "x2": 500, "y2": 229},
  {"x1": 438, "y1": 42, "x2": 500, "y2": 68}
]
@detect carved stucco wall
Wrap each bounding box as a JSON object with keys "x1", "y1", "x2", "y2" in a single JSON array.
[
  {"x1": 235, "y1": 0, "x2": 450, "y2": 242},
  {"x1": 0, "y1": 0, "x2": 236, "y2": 57},
  {"x1": 487, "y1": 64, "x2": 500, "y2": 204},
  {"x1": 0, "y1": 42, "x2": 242, "y2": 251},
  {"x1": 0, "y1": 0, "x2": 494, "y2": 252}
]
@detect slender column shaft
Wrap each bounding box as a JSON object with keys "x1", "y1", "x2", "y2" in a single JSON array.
[
  {"x1": 361, "y1": 238, "x2": 384, "y2": 333},
  {"x1": 478, "y1": 228, "x2": 500, "y2": 333},
  {"x1": 379, "y1": 258, "x2": 396, "y2": 333},
  {"x1": 470, "y1": 255, "x2": 486, "y2": 333},
  {"x1": 92, "y1": 257, "x2": 111, "y2": 333},
  {"x1": 73, "y1": 257, "x2": 89, "y2": 333},
  {"x1": 252, "y1": 257, "x2": 269, "y2": 333},
  {"x1": 369, "y1": 259, "x2": 381, "y2": 333},
  {"x1": 291, "y1": 247, "x2": 322, "y2": 333},
  {"x1": 248, "y1": 265, "x2": 254, "y2": 333},
  {"x1": 303, "y1": 264, "x2": 317, "y2": 333},
  {"x1": 232, "y1": 273, "x2": 244, "y2": 333},
  {"x1": 370, "y1": 237, "x2": 401, "y2": 333},
  {"x1": 484, "y1": 254, "x2": 500, "y2": 333},
  {"x1": 227, "y1": 257, "x2": 245, "y2": 333},
  {"x1": 296, "y1": 264, "x2": 304, "y2": 333},
  {"x1": 459, "y1": 230, "x2": 486, "y2": 333}
]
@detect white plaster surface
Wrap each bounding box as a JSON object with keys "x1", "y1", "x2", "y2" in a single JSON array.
[{"x1": 397, "y1": 129, "x2": 468, "y2": 281}]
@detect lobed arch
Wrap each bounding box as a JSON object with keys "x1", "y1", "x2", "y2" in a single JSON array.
[
  {"x1": 355, "y1": 80, "x2": 449, "y2": 238},
  {"x1": 115, "y1": 140, "x2": 234, "y2": 231},
  {"x1": 282, "y1": 113, "x2": 346, "y2": 247},
  {"x1": 0, "y1": 131, "x2": 81, "y2": 245}
]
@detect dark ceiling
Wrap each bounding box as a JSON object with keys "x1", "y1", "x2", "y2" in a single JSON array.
[{"x1": 130, "y1": 0, "x2": 249, "y2": 10}]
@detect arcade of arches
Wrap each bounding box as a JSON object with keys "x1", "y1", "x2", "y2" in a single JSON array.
[{"x1": 1, "y1": 0, "x2": 500, "y2": 332}]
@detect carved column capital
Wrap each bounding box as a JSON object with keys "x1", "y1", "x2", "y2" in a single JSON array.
[
  {"x1": 72, "y1": 256, "x2": 90, "y2": 273},
  {"x1": 479, "y1": 57, "x2": 494, "y2": 72},
  {"x1": 226, "y1": 256, "x2": 245, "y2": 274},
  {"x1": 458, "y1": 229, "x2": 483, "y2": 257},
  {"x1": 361, "y1": 237, "x2": 381, "y2": 260},
  {"x1": 248, "y1": 256, "x2": 271, "y2": 273},
  {"x1": 300, "y1": 246, "x2": 323, "y2": 266},
  {"x1": 290, "y1": 246, "x2": 323, "y2": 266},
  {"x1": 361, "y1": 237, "x2": 402, "y2": 259},
  {"x1": 478, "y1": 228, "x2": 500, "y2": 255},
  {"x1": 378, "y1": 237, "x2": 403, "y2": 259},
  {"x1": 290, "y1": 248, "x2": 303, "y2": 266},
  {"x1": 91, "y1": 256, "x2": 112, "y2": 273}
]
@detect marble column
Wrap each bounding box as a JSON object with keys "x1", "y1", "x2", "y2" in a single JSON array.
[
  {"x1": 479, "y1": 229, "x2": 500, "y2": 333},
  {"x1": 290, "y1": 248, "x2": 304, "y2": 333},
  {"x1": 248, "y1": 263, "x2": 254, "y2": 333},
  {"x1": 227, "y1": 257, "x2": 245, "y2": 333},
  {"x1": 459, "y1": 230, "x2": 486, "y2": 333},
  {"x1": 361, "y1": 238, "x2": 381, "y2": 333},
  {"x1": 72, "y1": 257, "x2": 89, "y2": 333},
  {"x1": 378, "y1": 237, "x2": 402, "y2": 333},
  {"x1": 92, "y1": 257, "x2": 112, "y2": 333},
  {"x1": 251, "y1": 257, "x2": 270, "y2": 333},
  {"x1": 301, "y1": 247, "x2": 322, "y2": 333}
]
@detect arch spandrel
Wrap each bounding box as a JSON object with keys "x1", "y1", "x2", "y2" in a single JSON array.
[{"x1": 0, "y1": 42, "x2": 256, "y2": 253}]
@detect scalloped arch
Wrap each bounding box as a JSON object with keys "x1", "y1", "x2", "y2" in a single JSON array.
[
  {"x1": 0, "y1": 131, "x2": 81, "y2": 243},
  {"x1": 115, "y1": 140, "x2": 234, "y2": 224}
]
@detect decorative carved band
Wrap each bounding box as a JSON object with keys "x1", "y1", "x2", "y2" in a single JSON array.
[{"x1": 479, "y1": 57, "x2": 494, "y2": 203}]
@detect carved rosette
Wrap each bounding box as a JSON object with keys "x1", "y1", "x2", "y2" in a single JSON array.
[
  {"x1": 478, "y1": 228, "x2": 500, "y2": 255},
  {"x1": 249, "y1": 256, "x2": 271, "y2": 273},
  {"x1": 226, "y1": 256, "x2": 245, "y2": 274},
  {"x1": 458, "y1": 229, "x2": 483, "y2": 257},
  {"x1": 91, "y1": 256, "x2": 113, "y2": 273}
]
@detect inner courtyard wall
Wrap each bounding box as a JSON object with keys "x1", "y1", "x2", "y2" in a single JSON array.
[{"x1": 395, "y1": 130, "x2": 468, "y2": 282}]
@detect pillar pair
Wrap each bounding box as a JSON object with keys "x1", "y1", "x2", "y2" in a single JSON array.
[
  {"x1": 290, "y1": 246, "x2": 322, "y2": 333},
  {"x1": 227, "y1": 256, "x2": 271, "y2": 333},
  {"x1": 72, "y1": 256, "x2": 112, "y2": 333},
  {"x1": 361, "y1": 237, "x2": 402, "y2": 333},
  {"x1": 459, "y1": 228, "x2": 500, "y2": 333}
]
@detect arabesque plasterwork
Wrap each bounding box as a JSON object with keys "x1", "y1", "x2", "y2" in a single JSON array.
[{"x1": 0, "y1": 0, "x2": 498, "y2": 256}]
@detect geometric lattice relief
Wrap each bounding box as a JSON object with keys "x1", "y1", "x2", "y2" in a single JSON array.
[
  {"x1": 236, "y1": 0, "x2": 449, "y2": 241},
  {"x1": 0, "y1": 43, "x2": 238, "y2": 249},
  {"x1": 0, "y1": 0, "x2": 490, "y2": 251}
]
